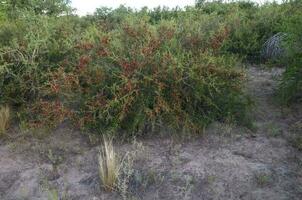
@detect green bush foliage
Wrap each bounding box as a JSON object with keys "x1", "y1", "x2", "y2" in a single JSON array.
[
  {"x1": 0, "y1": 13, "x2": 82, "y2": 105},
  {"x1": 18, "y1": 15, "x2": 250, "y2": 134},
  {"x1": 277, "y1": 0, "x2": 302, "y2": 104},
  {"x1": 1, "y1": 0, "x2": 300, "y2": 135}
]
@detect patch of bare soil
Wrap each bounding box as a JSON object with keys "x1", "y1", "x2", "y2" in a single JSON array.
[{"x1": 0, "y1": 66, "x2": 301, "y2": 200}]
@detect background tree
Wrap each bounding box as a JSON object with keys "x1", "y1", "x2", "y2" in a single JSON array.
[{"x1": 1, "y1": 0, "x2": 72, "y2": 18}]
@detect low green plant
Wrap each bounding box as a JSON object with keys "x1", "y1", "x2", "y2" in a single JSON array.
[
  {"x1": 47, "y1": 189, "x2": 59, "y2": 200},
  {"x1": 255, "y1": 173, "x2": 271, "y2": 187},
  {"x1": 291, "y1": 136, "x2": 302, "y2": 151},
  {"x1": 290, "y1": 120, "x2": 302, "y2": 151}
]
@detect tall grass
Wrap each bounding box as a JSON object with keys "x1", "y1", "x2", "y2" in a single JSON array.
[
  {"x1": 0, "y1": 105, "x2": 10, "y2": 135},
  {"x1": 98, "y1": 137, "x2": 120, "y2": 191}
]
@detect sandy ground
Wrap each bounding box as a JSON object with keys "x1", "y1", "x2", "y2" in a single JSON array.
[{"x1": 0, "y1": 66, "x2": 301, "y2": 200}]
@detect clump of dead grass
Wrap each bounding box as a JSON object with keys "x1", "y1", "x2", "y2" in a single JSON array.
[
  {"x1": 98, "y1": 137, "x2": 145, "y2": 199},
  {"x1": 98, "y1": 137, "x2": 120, "y2": 191},
  {"x1": 0, "y1": 105, "x2": 10, "y2": 135}
]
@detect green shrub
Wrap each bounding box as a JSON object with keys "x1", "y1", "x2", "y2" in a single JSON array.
[
  {"x1": 277, "y1": 0, "x2": 302, "y2": 104},
  {"x1": 278, "y1": 56, "x2": 302, "y2": 104},
  {"x1": 34, "y1": 16, "x2": 251, "y2": 135},
  {"x1": 0, "y1": 13, "x2": 82, "y2": 106},
  {"x1": 222, "y1": 1, "x2": 284, "y2": 62},
  {"x1": 0, "y1": 3, "x2": 254, "y2": 135}
]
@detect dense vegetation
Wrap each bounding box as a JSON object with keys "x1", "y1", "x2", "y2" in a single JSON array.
[
  {"x1": 0, "y1": 0, "x2": 301, "y2": 135},
  {"x1": 276, "y1": 1, "x2": 302, "y2": 104}
]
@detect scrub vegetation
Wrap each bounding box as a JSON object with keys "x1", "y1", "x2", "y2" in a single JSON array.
[
  {"x1": 0, "y1": 1, "x2": 302, "y2": 199},
  {"x1": 1, "y1": 0, "x2": 301, "y2": 136}
]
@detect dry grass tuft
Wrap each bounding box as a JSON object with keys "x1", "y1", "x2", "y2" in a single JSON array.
[
  {"x1": 98, "y1": 137, "x2": 120, "y2": 191},
  {"x1": 0, "y1": 105, "x2": 10, "y2": 135}
]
